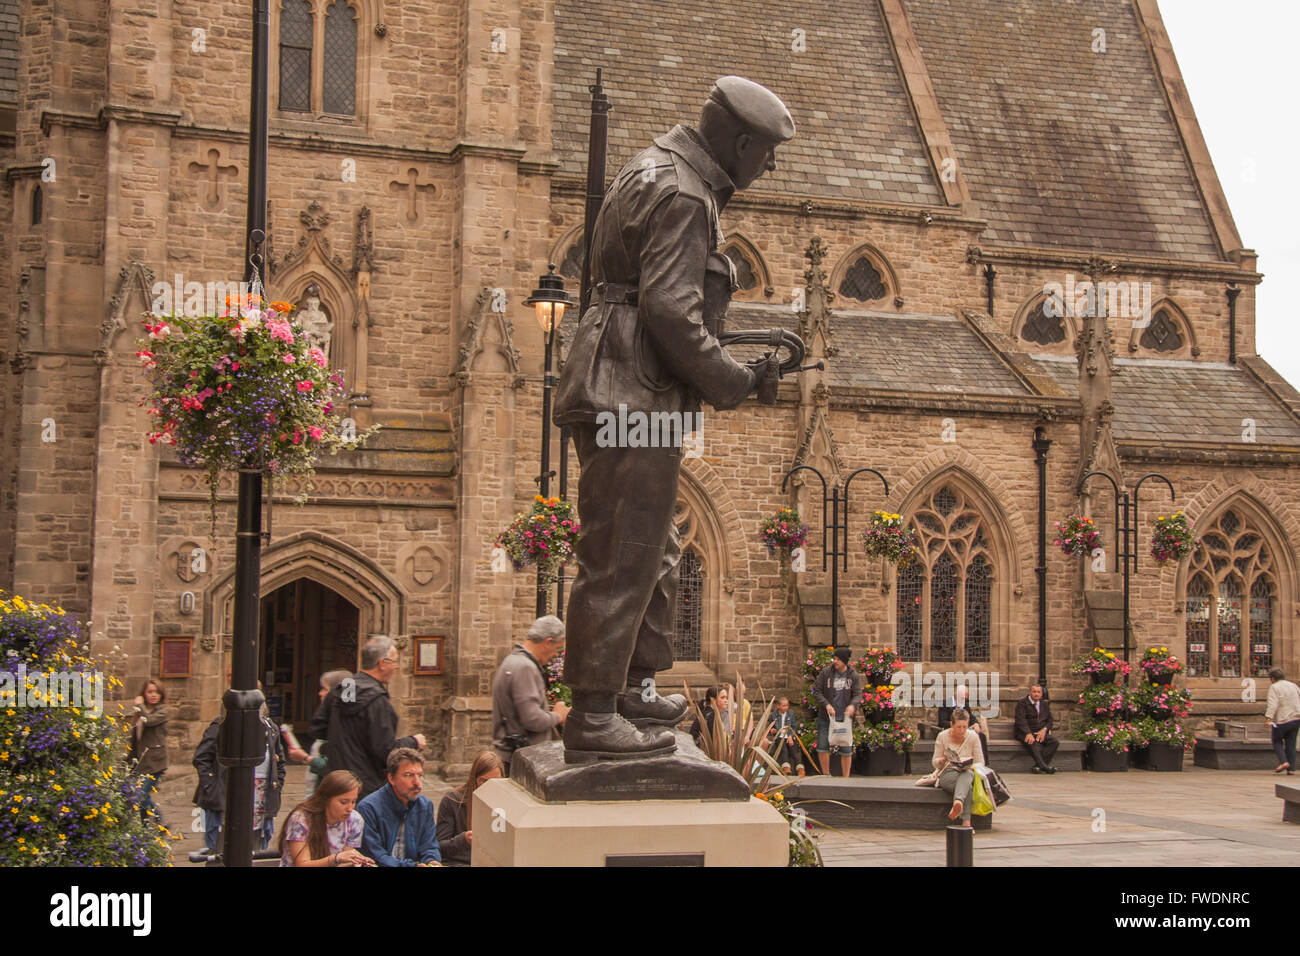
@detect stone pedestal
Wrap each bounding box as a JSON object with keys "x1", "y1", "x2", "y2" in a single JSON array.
[{"x1": 471, "y1": 778, "x2": 788, "y2": 867}]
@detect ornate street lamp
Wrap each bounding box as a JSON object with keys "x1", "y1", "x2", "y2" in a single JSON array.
[{"x1": 524, "y1": 264, "x2": 575, "y2": 616}]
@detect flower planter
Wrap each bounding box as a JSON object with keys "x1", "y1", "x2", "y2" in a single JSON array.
[
  {"x1": 1142, "y1": 742, "x2": 1185, "y2": 772},
  {"x1": 1086, "y1": 743, "x2": 1129, "y2": 772},
  {"x1": 854, "y1": 746, "x2": 907, "y2": 776},
  {"x1": 1145, "y1": 669, "x2": 1175, "y2": 686},
  {"x1": 864, "y1": 707, "x2": 897, "y2": 725},
  {"x1": 1090, "y1": 671, "x2": 1117, "y2": 685}
]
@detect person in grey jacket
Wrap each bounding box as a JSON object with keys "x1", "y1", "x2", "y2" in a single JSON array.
[
  {"x1": 812, "y1": 648, "x2": 861, "y2": 777},
  {"x1": 490, "y1": 616, "x2": 571, "y2": 771}
]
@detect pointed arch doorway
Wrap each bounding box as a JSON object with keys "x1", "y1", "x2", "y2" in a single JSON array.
[{"x1": 259, "y1": 579, "x2": 360, "y2": 731}]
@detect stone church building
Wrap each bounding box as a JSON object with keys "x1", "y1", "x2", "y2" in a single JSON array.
[{"x1": 2, "y1": 0, "x2": 1297, "y2": 773}]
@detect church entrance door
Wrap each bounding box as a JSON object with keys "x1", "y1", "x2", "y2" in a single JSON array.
[{"x1": 259, "y1": 579, "x2": 359, "y2": 733}]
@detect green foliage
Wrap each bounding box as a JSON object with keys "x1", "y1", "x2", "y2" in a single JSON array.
[{"x1": 0, "y1": 592, "x2": 171, "y2": 866}]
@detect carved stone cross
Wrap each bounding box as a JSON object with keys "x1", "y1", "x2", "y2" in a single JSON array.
[
  {"x1": 188, "y1": 147, "x2": 238, "y2": 210},
  {"x1": 389, "y1": 167, "x2": 436, "y2": 222}
]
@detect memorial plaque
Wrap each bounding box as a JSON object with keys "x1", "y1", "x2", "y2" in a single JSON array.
[
  {"x1": 159, "y1": 637, "x2": 192, "y2": 679},
  {"x1": 413, "y1": 635, "x2": 443, "y2": 675}
]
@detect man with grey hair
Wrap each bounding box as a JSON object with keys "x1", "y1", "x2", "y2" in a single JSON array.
[
  {"x1": 491, "y1": 616, "x2": 572, "y2": 772},
  {"x1": 311, "y1": 635, "x2": 426, "y2": 798}
]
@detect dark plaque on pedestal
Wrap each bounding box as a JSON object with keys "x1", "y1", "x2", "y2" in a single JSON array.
[{"x1": 510, "y1": 731, "x2": 751, "y2": 803}]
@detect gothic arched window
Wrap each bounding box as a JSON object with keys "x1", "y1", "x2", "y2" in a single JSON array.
[
  {"x1": 893, "y1": 484, "x2": 995, "y2": 662},
  {"x1": 277, "y1": 0, "x2": 360, "y2": 118},
  {"x1": 278, "y1": 0, "x2": 313, "y2": 112},
  {"x1": 672, "y1": 547, "x2": 704, "y2": 663},
  {"x1": 1020, "y1": 295, "x2": 1066, "y2": 346},
  {"x1": 1184, "y1": 507, "x2": 1276, "y2": 678},
  {"x1": 721, "y1": 244, "x2": 759, "y2": 293},
  {"x1": 1139, "y1": 308, "x2": 1184, "y2": 353},
  {"x1": 838, "y1": 255, "x2": 887, "y2": 303},
  {"x1": 322, "y1": 0, "x2": 358, "y2": 115},
  {"x1": 558, "y1": 238, "x2": 585, "y2": 282}
]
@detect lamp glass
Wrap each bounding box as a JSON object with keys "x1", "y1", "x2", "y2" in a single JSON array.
[{"x1": 535, "y1": 301, "x2": 564, "y2": 333}]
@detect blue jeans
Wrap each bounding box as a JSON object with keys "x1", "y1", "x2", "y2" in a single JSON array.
[
  {"x1": 138, "y1": 772, "x2": 163, "y2": 824},
  {"x1": 203, "y1": 809, "x2": 223, "y2": 851}
]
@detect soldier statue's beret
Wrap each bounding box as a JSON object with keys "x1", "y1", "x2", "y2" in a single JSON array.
[{"x1": 707, "y1": 76, "x2": 796, "y2": 143}]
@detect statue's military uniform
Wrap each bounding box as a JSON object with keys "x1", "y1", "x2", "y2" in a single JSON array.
[
  {"x1": 554, "y1": 123, "x2": 755, "y2": 715},
  {"x1": 554, "y1": 77, "x2": 795, "y2": 761}
]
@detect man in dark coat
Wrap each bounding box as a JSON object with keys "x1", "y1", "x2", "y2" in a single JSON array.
[
  {"x1": 192, "y1": 708, "x2": 287, "y2": 852},
  {"x1": 1013, "y1": 684, "x2": 1059, "y2": 773},
  {"x1": 553, "y1": 76, "x2": 795, "y2": 762},
  {"x1": 310, "y1": 636, "x2": 425, "y2": 797}
]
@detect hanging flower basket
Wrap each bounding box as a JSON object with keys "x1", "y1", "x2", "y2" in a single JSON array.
[
  {"x1": 861, "y1": 511, "x2": 918, "y2": 565},
  {"x1": 854, "y1": 647, "x2": 907, "y2": 686},
  {"x1": 1053, "y1": 515, "x2": 1101, "y2": 557},
  {"x1": 495, "y1": 495, "x2": 580, "y2": 585},
  {"x1": 136, "y1": 292, "x2": 378, "y2": 533},
  {"x1": 1150, "y1": 512, "x2": 1196, "y2": 565},
  {"x1": 760, "y1": 506, "x2": 809, "y2": 557}
]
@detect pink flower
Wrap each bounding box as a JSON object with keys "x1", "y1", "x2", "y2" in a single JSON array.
[
  {"x1": 296, "y1": 380, "x2": 313, "y2": 392},
  {"x1": 282, "y1": 354, "x2": 296, "y2": 364},
  {"x1": 308, "y1": 346, "x2": 327, "y2": 368},
  {"x1": 307, "y1": 425, "x2": 323, "y2": 441}
]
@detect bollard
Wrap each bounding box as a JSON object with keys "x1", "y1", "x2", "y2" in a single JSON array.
[{"x1": 946, "y1": 825, "x2": 974, "y2": 866}]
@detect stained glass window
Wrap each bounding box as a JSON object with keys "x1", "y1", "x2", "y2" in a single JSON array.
[
  {"x1": 322, "y1": 0, "x2": 357, "y2": 115},
  {"x1": 1249, "y1": 577, "x2": 1274, "y2": 677},
  {"x1": 838, "y1": 256, "x2": 886, "y2": 302},
  {"x1": 929, "y1": 553, "x2": 958, "y2": 662},
  {"x1": 1185, "y1": 574, "x2": 1211, "y2": 677},
  {"x1": 896, "y1": 560, "x2": 924, "y2": 661},
  {"x1": 895, "y1": 484, "x2": 997, "y2": 664},
  {"x1": 672, "y1": 547, "x2": 703, "y2": 663},
  {"x1": 278, "y1": 0, "x2": 313, "y2": 112},
  {"x1": 964, "y1": 555, "x2": 991, "y2": 662},
  {"x1": 1185, "y1": 507, "x2": 1276, "y2": 678}
]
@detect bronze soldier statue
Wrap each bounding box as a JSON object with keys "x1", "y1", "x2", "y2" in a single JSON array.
[{"x1": 554, "y1": 76, "x2": 796, "y2": 763}]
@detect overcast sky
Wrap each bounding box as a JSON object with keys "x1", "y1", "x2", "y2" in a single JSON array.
[{"x1": 1160, "y1": 1, "x2": 1299, "y2": 383}]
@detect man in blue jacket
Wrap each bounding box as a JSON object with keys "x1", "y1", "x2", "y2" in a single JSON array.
[{"x1": 357, "y1": 747, "x2": 442, "y2": 866}]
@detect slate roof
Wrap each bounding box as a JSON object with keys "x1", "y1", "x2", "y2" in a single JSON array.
[
  {"x1": 902, "y1": 0, "x2": 1222, "y2": 259},
  {"x1": 554, "y1": 0, "x2": 1225, "y2": 260},
  {"x1": 552, "y1": 0, "x2": 943, "y2": 205},
  {"x1": 1032, "y1": 355, "x2": 1300, "y2": 445},
  {"x1": 728, "y1": 304, "x2": 1032, "y2": 396}
]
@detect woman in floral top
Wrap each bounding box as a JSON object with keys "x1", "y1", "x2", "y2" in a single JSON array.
[{"x1": 278, "y1": 770, "x2": 375, "y2": 867}]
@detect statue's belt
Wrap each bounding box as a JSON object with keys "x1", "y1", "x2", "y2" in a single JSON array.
[{"x1": 595, "y1": 281, "x2": 639, "y2": 306}]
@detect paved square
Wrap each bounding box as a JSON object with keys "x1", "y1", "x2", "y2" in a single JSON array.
[{"x1": 155, "y1": 765, "x2": 1299, "y2": 866}]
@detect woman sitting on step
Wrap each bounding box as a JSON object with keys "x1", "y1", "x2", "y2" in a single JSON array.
[{"x1": 915, "y1": 708, "x2": 985, "y2": 824}]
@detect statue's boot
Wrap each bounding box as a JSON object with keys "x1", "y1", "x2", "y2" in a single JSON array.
[
  {"x1": 563, "y1": 711, "x2": 676, "y2": 764},
  {"x1": 617, "y1": 685, "x2": 689, "y2": 729}
]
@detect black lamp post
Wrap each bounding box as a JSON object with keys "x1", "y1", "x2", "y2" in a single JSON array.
[
  {"x1": 780, "y1": 465, "x2": 890, "y2": 650},
  {"x1": 1032, "y1": 427, "x2": 1052, "y2": 690},
  {"x1": 1079, "y1": 470, "x2": 1176, "y2": 670},
  {"x1": 524, "y1": 264, "x2": 575, "y2": 616},
  {"x1": 215, "y1": 0, "x2": 271, "y2": 869}
]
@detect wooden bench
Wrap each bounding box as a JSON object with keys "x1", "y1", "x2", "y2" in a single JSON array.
[
  {"x1": 783, "y1": 776, "x2": 993, "y2": 831},
  {"x1": 1276, "y1": 782, "x2": 1300, "y2": 824},
  {"x1": 919, "y1": 721, "x2": 1085, "y2": 773}
]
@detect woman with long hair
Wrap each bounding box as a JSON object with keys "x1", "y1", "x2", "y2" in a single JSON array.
[
  {"x1": 129, "y1": 679, "x2": 170, "y2": 825},
  {"x1": 436, "y1": 750, "x2": 505, "y2": 866},
  {"x1": 278, "y1": 769, "x2": 375, "y2": 867}
]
